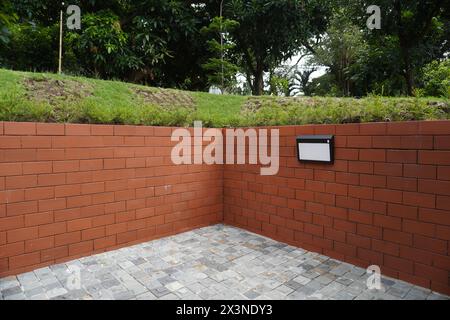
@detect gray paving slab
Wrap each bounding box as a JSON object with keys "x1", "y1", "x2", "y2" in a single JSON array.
[{"x1": 0, "y1": 225, "x2": 448, "y2": 300}]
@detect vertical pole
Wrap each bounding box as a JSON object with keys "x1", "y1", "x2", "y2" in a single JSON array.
[
  {"x1": 220, "y1": 0, "x2": 224, "y2": 94},
  {"x1": 58, "y1": 5, "x2": 64, "y2": 74}
]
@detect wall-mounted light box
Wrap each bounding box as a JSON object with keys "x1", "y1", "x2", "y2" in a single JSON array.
[{"x1": 297, "y1": 135, "x2": 334, "y2": 164}]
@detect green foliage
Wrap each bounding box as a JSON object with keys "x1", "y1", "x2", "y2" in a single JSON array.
[
  {"x1": 0, "y1": 69, "x2": 448, "y2": 128},
  {"x1": 422, "y1": 59, "x2": 450, "y2": 98},
  {"x1": 228, "y1": 0, "x2": 330, "y2": 95},
  {"x1": 0, "y1": 0, "x2": 17, "y2": 45},
  {"x1": 70, "y1": 11, "x2": 130, "y2": 77},
  {"x1": 201, "y1": 17, "x2": 240, "y2": 93},
  {"x1": 1, "y1": 23, "x2": 58, "y2": 71}
]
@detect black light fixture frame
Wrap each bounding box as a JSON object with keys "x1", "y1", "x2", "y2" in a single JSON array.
[{"x1": 296, "y1": 135, "x2": 335, "y2": 164}]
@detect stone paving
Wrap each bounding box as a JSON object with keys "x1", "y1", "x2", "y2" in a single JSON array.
[{"x1": 0, "y1": 224, "x2": 448, "y2": 300}]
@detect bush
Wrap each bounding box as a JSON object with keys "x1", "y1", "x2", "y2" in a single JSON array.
[{"x1": 422, "y1": 59, "x2": 450, "y2": 98}]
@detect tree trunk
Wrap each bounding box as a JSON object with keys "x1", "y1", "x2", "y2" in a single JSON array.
[
  {"x1": 253, "y1": 61, "x2": 264, "y2": 96},
  {"x1": 403, "y1": 52, "x2": 415, "y2": 96}
]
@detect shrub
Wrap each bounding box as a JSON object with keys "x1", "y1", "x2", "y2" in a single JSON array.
[{"x1": 422, "y1": 59, "x2": 450, "y2": 98}]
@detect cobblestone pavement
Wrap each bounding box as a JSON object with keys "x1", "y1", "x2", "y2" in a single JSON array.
[{"x1": 1, "y1": 225, "x2": 448, "y2": 300}]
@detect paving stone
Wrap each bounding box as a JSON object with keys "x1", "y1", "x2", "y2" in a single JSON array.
[{"x1": 1, "y1": 225, "x2": 448, "y2": 301}]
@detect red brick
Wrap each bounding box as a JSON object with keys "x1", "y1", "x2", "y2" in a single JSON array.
[
  {"x1": 360, "y1": 199, "x2": 386, "y2": 214},
  {"x1": 0, "y1": 242, "x2": 25, "y2": 258},
  {"x1": 348, "y1": 161, "x2": 373, "y2": 174},
  {"x1": 348, "y1": 185, "x2": 373, "y2": 200},
  {"x1": 336, "y1": 195, "x2": 359, "y2": 210},
  {"x1": 4, "y1": 122, "x2": 36, "y2": 135},
  {"x1": 335, "y1": 172, "x2": 359, "y2": 185},
  {"x1": 437, "y1": 195, "x2": 450, "y2": 210},
  {"x1": 419, "y1": 121, "x2": 450, "y2": 134},
  {"x1": 39, "y1": 222, "x2": 66, "y2": 237},
  {"x1": 383, "y1": 229, "x2": 412, "y2": 246},
  {"x1": 79, "y1": 159, "x2": 103, "y2": 171},
  {"x1": 335, "y1": 149, "x2": 358, "y2": 161},
  {"x1": 418, "y1": 179, "x2": 450, "y2": 196},
  {"x1": 387, "y1": 203, "x2": 417, "y2": 219},
  {"x1": 7, "y1": 201, "x2": 38, "y2": 216},
  {"x1": 324, "y1": 227, "x2": 346, "y2": 242},
  {"x1": 0, "y1": 136, "x2": 21, "y2": 149},
  {"x1": 24, "y1": 212, "x2": 53, "y2": 226},
  {"x1": 384, "y1": 255, "x2": 413, "y2": 274},
  {"x1": 372, "y1": 239, "x2": 399, "y2": 256},
  {"x1": 25, "y1": 237, "x2": 54, "y2": 253},
  {"x1": 9, "y1": 252, "x2": 40, "y2": 269},
  {"x1": 404, "y1": 164, "x2": 436, "y2": 179},
  {"x1": 401, "y1": 136, "x2": 433, "y2": 149},
  {"x1": 434, "y1": 136, "x2": 450, "y2": 150},
  {"x1": 413, "y1": 235, "x2": 447, "y2": 255},
  {"x1": 117, "y1": 230, "x2": 137, "y2": 244},
  {"x1": 304, "y1": 223, "x2": 323, "y2": 237},
  {"x1": 0, "y1": 190, "x2": 24, "y2": 204},
  {"x1": 373, "y1": 163, "x2": 402, "y2": 177},
  {"x1": 403, "y1": 192, "x2": 435, "y2": 208},
  {"x1": 373, "y1": 214, "x2": 401, "y2": 230},
  {"x1": 38, "y1": 198, "x2": 66, "y2": 212},
  {"x1": 347, "y1": 233, "x2": 371, "y2": 249},
  {"x1": 437, "y1": 167, "x2": 450, "y2": 180},
  {"x1": 373, "y1": 189, "x2": 402, "y2": 204},
  {"x1": 0, "y1": 163, "x2": 22, "y2": 176},
  {"x1": 22, "y1": 162, "x2": 52, "y2": 175},
  {"x1": 386, "y1": 150, "x2": 417, "y2": 163},
  {"x1": 5, "y1": 175, "x2": 37, "y2": 189},
  {"x1": 41, "y1": 246, "x2": 68, "y2": 262},
  {"x1": 82, "y1": 227, "x2": 105, "y2": 240},
  {"x1": 436, "y1": 225, "x2": 450, "y2": 240},
  {"x1": 69, "y1": 241, "x2": 93, "y2": 256},
  {"x1": 21, "y1": 136, "x2": 52, "y2": 148},
  {"x1": 360, "y1": 174, "x2": 386, "y2": 188},
  {"x1": 347, "y1": 136, "x2": 372, "y2": 148},
  {"x1": 7, "y1": 227, "x2": 38, "y2": 242},
  {"x1": 359, "y1": 149, "x2": 385, "y2": 162},
  {"x1": 418, "y1": 207, "x2": 450, "y2": 226},
  {"x1": 67, "y1": 218, "x2": 92, "y2": 232},
  {"x1": 386, "y1": 122, "x2": 419, "y2": 135},
  {"x1": 348, "y1": 210, "x2": 372, "y2": 224},
  {"x1": 372, "y1": 136, "x2": 401, "y2": 149},
  {"x1": 53, "y1": 160, "x2": 79, "y2": 173},
  {"x1": 55, "y1": 231, "x2": 81, "y2": 246},
  {"x1": 387, "y1": 176, "x2": 417, "y2": 192},
  {"x1": 36, "y1": 149, "x2": 65, "y2": 161},
  {"x1": 325, "y1": 183, "x2": 348, "y2": 196},
  {"x1": 0, "y1": 216, "x2": 24, "y2": 231},
  {"x1": 91, "y1": 125, "x2": 114, "y2": 136},
  {"x1": 38, "y1": 174, "x2": 66, "y2": 187},
  {"x1": 419, "y1": 151, "x2": 450, "y2": 165},
  {"x1": 334, "y1": 219, "x2": 356, "y2": 233},
  {"x1": 65, "y1": 124, "x2": 91, "y2": 136},
  {"x1": 403, "y1": 220, "x2": 435, "y2": 237},
  {"x1": 415, "y1": 263, "x2": 448, "y2": 284},
  {"x1": 36, "y1": 123, "x2": 65, "y2": 136},
  {"x1": 359, "y1": 123, "x2": 386, "y2": 135},
  {"x1": 94, "y1": 235, "x2": 116, "y2": 250}
]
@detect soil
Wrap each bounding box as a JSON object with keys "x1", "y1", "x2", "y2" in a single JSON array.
[
  {"x1": 23, "y1": 77, "x2": 93, "y2": 105},
  {"x1": 134, "y1": 88, "x2": 195, "y2": 110}
]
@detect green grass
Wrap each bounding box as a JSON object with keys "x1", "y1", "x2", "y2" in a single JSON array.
[{"x1": 0, "y1": 68, "x2": 448, "y2": 127}]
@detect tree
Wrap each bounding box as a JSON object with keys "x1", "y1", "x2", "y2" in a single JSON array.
[
  {"x1": 227, "y1": 0, "x2": 330, "y2": 95},
  {"x1": 342, "y1": 0, "x2": 450, "y2": 96},
  {"x1": 201, "y1": 16, "x2": 240, "y2": 93},
  {"x1": 0, "y1": 0, "x2": 17, "y2": 45},
  {"x1": 312, "y1": 13, "x2": 367, "y2": 96}
]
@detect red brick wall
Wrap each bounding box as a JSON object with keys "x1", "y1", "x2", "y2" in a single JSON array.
[
  {"x1": 0, "y1": 122, "x2": 223, "y2": 277},
  {"x1": 224, "y1": 121, "x2": 450, "y2": 295}
]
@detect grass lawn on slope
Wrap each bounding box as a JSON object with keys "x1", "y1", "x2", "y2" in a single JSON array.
[{"x1": 0, "y1": 68, "x2": 448, "y2": 127}]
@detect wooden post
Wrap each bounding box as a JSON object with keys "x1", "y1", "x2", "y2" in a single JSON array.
[{"x1": 58, "y1": 5, "x2": 63, "y2": 74}]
